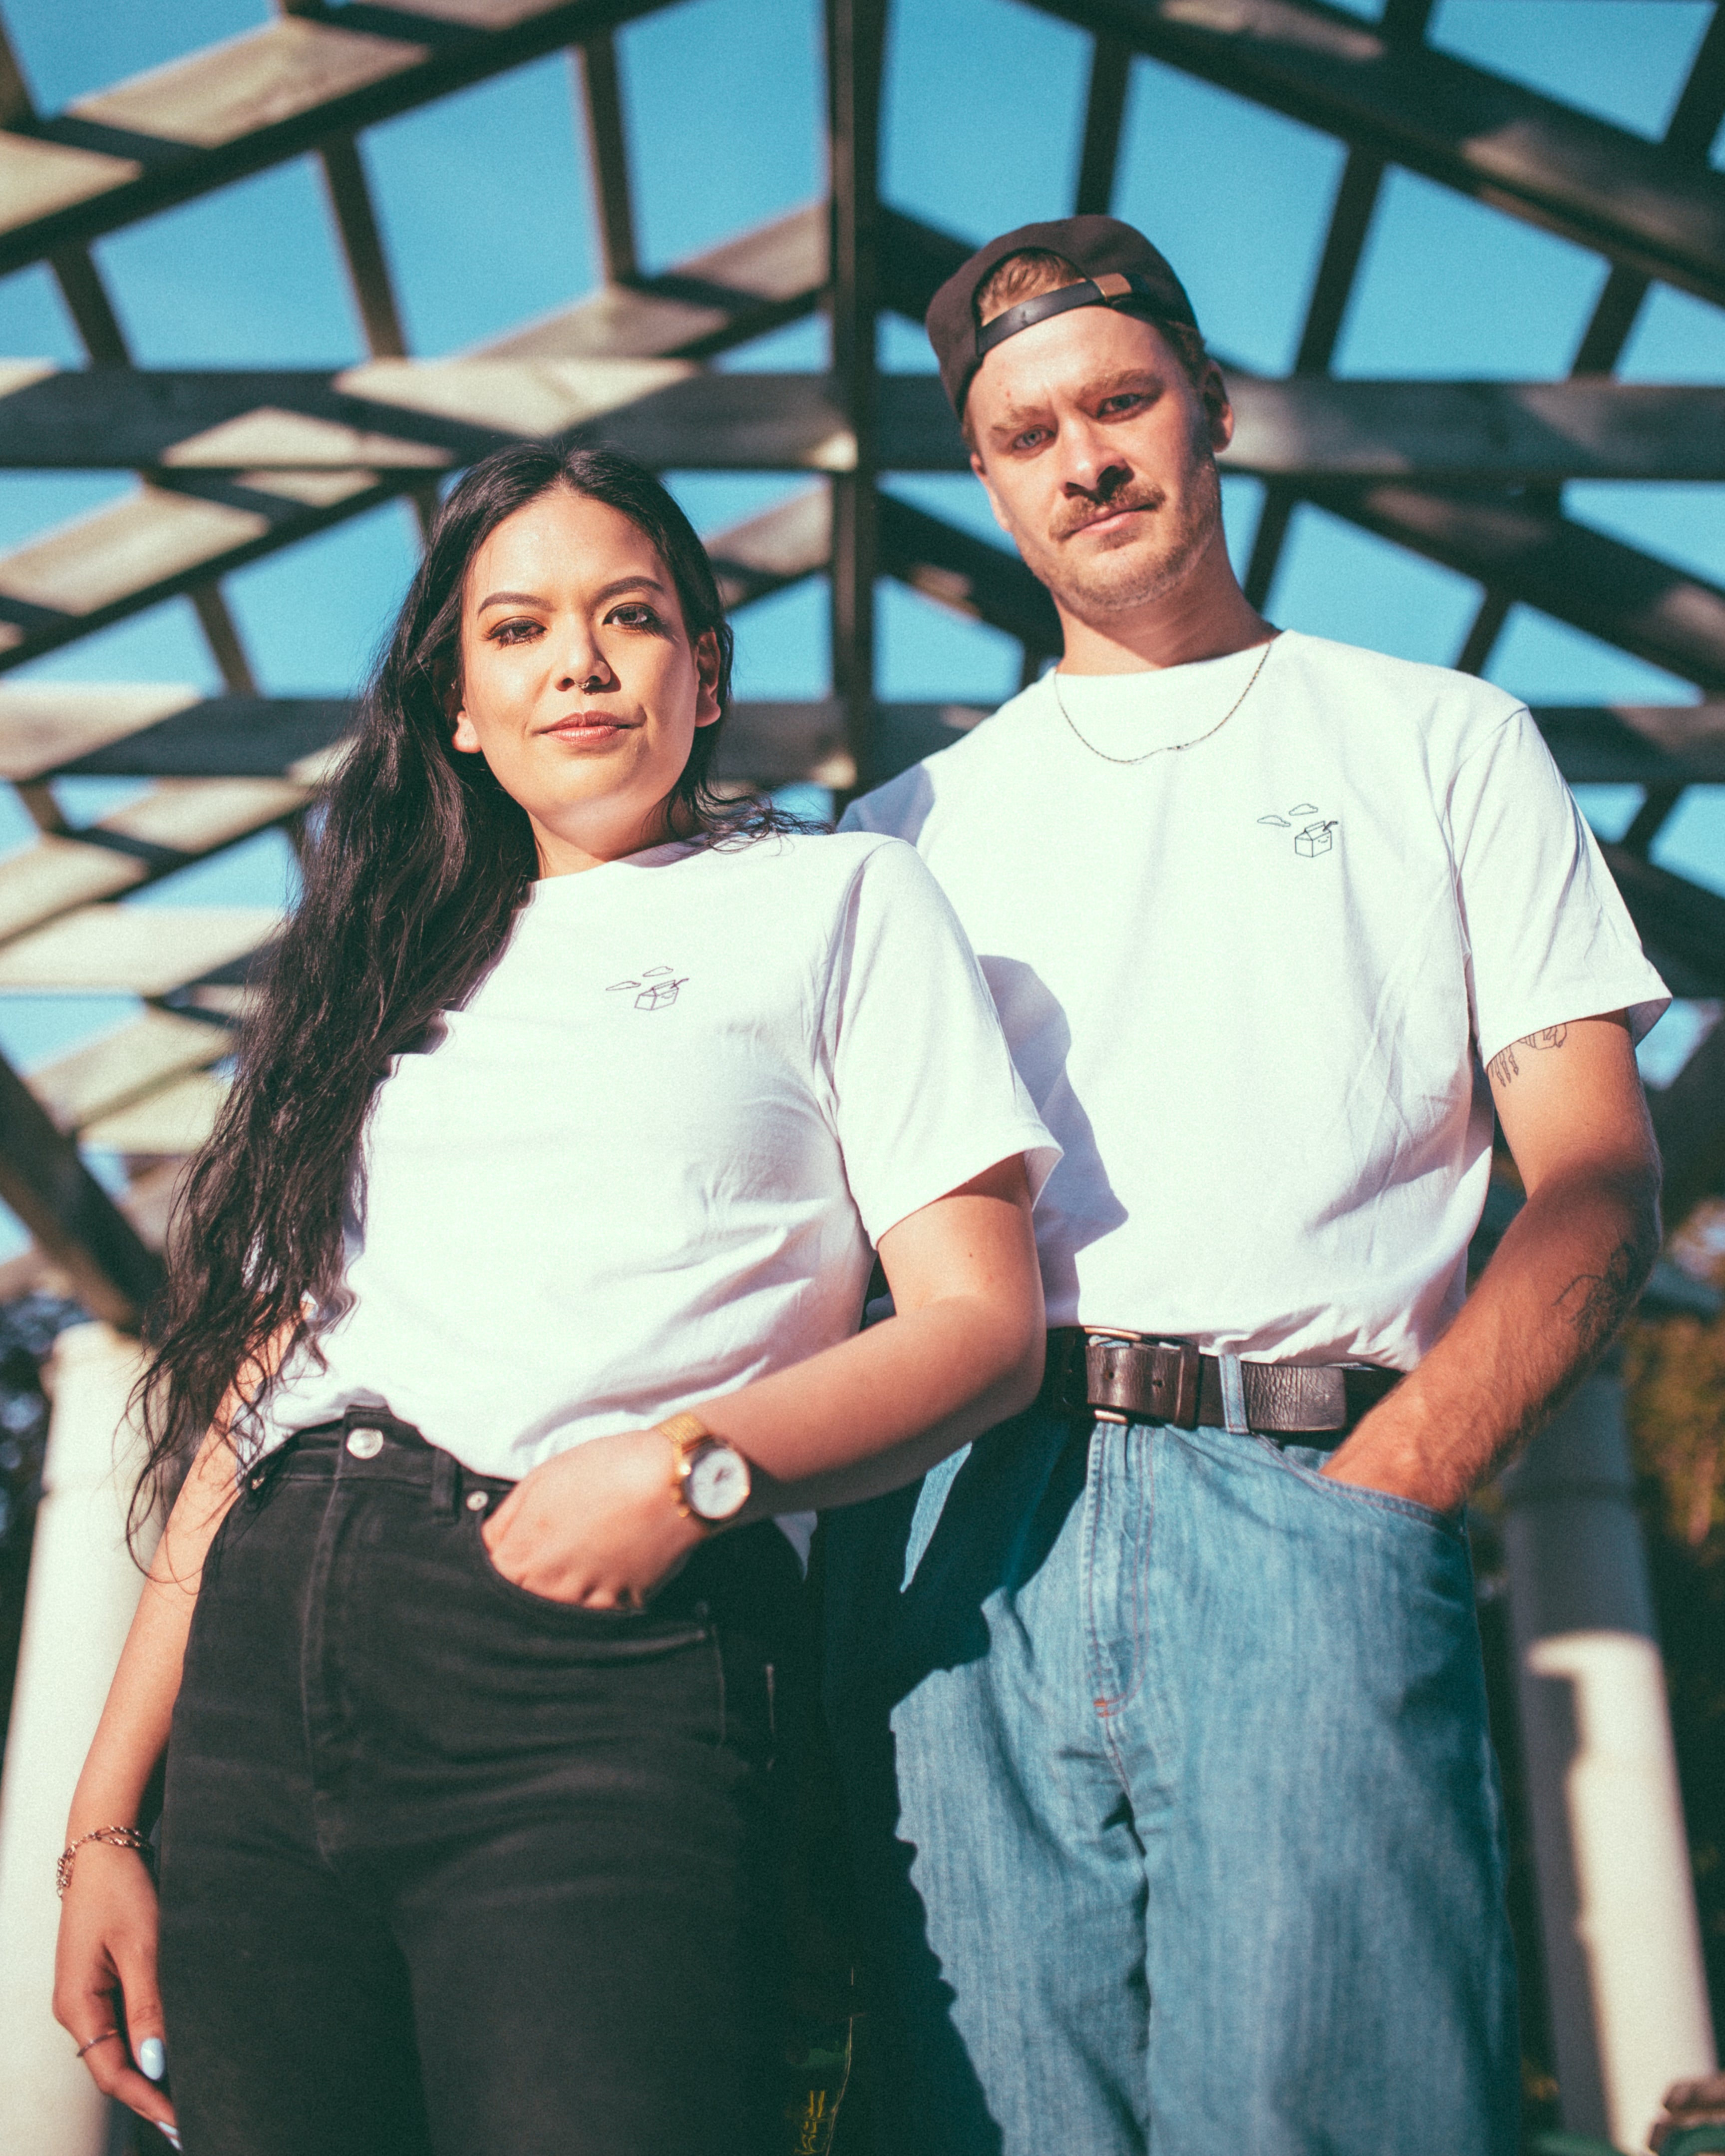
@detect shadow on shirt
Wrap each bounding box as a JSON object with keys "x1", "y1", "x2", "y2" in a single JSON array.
[{"x1": 975, "y1": 954, "x2": 1126, "y2": 1316}]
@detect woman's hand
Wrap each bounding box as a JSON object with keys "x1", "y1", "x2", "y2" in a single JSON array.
[
  {"x1": 53, "y1": 1843, "x2": 180, "y2": 2147},
  {"x1": 480, "y1": 1428, "x2": 705, "y2": 1609}
]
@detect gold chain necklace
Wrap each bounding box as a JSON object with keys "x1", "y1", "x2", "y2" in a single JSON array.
[{"x1": 1050, "y1": 638, "x2": 1275, "y2": 767}]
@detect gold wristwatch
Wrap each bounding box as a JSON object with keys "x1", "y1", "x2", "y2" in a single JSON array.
[{"x1": 658, "y1": 1412, "x2": 752, "y2": 1529}]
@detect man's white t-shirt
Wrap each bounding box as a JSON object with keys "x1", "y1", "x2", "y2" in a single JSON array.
[
  {"x1": 263, "y1": 830, "x2": 1057, "y2": 1553},
  {"x1": 843, "y1": 629, "x2": 1668, "y2": 1372}
]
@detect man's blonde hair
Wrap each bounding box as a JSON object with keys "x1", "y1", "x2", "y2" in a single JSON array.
[{"x1": 965, "y1": 247, "x2": 1210, "y2": 444}]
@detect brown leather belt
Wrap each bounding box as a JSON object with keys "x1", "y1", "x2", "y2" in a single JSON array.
[{"x1": 1042, "y1": 1328, "x2": 1401, "y2": 1448}]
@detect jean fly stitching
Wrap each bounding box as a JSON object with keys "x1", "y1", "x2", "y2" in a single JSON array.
[
  {"x1": 1082, "y1": 1423, "x2": 1145, "y2": 1787},
  {"x1": 1097, "y1": 1421, "x2": 1154, "y2": 1733},
  {"x1": 299, "y1": 1475, "x2": 348, "y2": 1870}
]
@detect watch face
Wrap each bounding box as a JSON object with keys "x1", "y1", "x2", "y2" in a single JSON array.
[{"x1": 687, "y1": 1444, "x2": 750, "y2": 1522}]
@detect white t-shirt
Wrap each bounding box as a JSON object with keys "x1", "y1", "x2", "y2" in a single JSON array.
[
  {"x1": 263, "y1": 830, "x2": 1057, "y2": 1553},
  {"x1": 842, "y1": 629, "x2": 1667, "y2": 1371}
]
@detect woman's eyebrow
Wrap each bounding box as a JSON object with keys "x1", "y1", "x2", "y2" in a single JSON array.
[
  {"x1": 592, "y1": 575, "x2": 667, "y2": 601},
  {"x1": 475, "y1": 575, "x2": 667, "y2": 612}
]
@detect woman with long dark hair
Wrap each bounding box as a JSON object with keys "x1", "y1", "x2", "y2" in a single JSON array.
[{"x1": 50, "y1": 444, "x2": 1053, "y2": 2156}]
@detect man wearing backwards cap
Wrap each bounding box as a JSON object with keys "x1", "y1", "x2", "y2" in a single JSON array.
[{"x1": 825, "y1": 215, "x2": 1668, "y2": 2155}]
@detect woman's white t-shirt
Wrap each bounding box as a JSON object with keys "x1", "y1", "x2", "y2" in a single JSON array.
[{"x1": 262, "y1": 830, "x2": 1057, "y2": 1553}]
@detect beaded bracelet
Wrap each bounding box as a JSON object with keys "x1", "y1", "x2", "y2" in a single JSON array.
[{"x1": 57, "y1": 1826, "x2": 151, "y2": 1899}]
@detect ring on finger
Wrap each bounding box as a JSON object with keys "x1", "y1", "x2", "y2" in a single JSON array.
[{"x1": 74, "y1": 2028, "x2": 122, "y2": 2060}]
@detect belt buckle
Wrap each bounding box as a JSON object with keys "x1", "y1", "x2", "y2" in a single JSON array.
[
  {"x1": 1077, "y1": 1327, "x2": 1143, "y2": 1424},
  {"x1": 1146, "y1": 1338, "x2": 1202, "y2": 1430},
  {"x1": 1081, "y1": 1330, "x2": 1201, "y2": 1429}
]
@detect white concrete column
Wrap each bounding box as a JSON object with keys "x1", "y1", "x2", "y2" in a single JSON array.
[
  {"x1": 0, "y1": 1322, "x2": 154, "y2": 2156},
  {"x1": 1503, "y1": 1371, "x2": 1717, "y2": 2154}
]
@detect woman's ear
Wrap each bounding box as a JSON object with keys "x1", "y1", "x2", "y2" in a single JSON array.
[
  {"x1": 692, "y1": 628, "x2": 722, "y2": 729},
  {"x1": 451, "y1": 708, "x2": 481, "y2": 754}
]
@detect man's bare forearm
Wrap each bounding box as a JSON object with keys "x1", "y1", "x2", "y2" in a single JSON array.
[{"x1": 1322, "y1": 1158, "x2": 1660, "y2": 1514}]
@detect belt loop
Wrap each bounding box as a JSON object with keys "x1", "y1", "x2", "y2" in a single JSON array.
[
  {"x1": 1217, "y1": 1353, "x2": 1251, "y2": 1436},
  {"x1": 430, "y1": 1444, "x2": 456, "y2": 1517}
]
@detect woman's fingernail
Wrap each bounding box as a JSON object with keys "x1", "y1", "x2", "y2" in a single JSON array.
[
  {"x1": 157, "y1": 2127, "x2": 181, "y2": 2151},
  {"x1": 137, "y1": 2037, "x2": 166, "y2": 2081}
]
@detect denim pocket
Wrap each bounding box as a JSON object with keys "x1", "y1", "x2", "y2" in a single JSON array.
[
  {"x1": 462, "y1": 1507, "x2": 710, "y2": 1645},
  {"x1": 1254, "y1": 1436, "x2": 1464, "y2": 1538},
  {"x1": 900, "y1": 1442, "x2": 972, "y2": 1590}
]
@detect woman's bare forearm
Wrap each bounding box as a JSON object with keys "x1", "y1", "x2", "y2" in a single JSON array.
[
  {"x1": 700, "y1": 1160, "x2": 1046, "y2": 1514},
  {"x1": 704, "y1": 1293, "x2": 1042, "y2": 1514},
  {"x1": 65, "y1": 1433, "x2": 240, "y2": 1836},
  {"x1": 473, "y1": 1162, "x2": 1046, "y2": 1604}
]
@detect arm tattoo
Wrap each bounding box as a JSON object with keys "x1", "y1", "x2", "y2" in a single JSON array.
[
  {"x1": 1555, "y1": 1234, "x2": 1652, "y2": 1359},
  {"x1": 1487, "y1": 1023, "x2": 1568, "y2": 1090}
]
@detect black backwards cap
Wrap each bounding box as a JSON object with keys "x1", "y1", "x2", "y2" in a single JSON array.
[{"x1": 925, "y1": 215, "x2": 1200, "y2": 419}]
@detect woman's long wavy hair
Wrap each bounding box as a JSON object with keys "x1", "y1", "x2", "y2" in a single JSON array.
[{"x1": 134, "y1": 443, "x2": 786, "y2": 1523}]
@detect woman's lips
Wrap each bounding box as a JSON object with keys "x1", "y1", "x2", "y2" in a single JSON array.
[{"x1": 541, "y1": 712, "x2": 635, "y2": 744}]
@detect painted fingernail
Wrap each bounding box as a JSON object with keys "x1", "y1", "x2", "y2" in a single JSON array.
[
  {"x1": 137, "y1": 2037, "x2": 166, "y2": 2081},
  {"x1": 157, "y1": 2127, "x2": 181, "y2": 2151}
]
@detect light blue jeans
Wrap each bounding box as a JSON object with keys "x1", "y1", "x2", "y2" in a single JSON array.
[{"x1": 823, "y1": 1401, "x2": 1520, "y2": 2155}]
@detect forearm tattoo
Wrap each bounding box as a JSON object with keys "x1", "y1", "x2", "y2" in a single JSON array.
[
  {"x1": 1487, "y1": 1023, "x2": 1568, "y2": 1089},
  {"x1": 1555, "y1": 1233, "x2": 1654, "y2": 1359}
]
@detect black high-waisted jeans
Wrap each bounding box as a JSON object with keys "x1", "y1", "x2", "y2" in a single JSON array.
[{"x1": 156, "y1": 1410, "x2": 804, "y2": 2156}]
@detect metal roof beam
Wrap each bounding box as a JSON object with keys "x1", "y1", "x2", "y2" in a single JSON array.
[
  {"x1": 5, "y1": 0, "x2": 1719, "y2": 313},
  {"x1": 1074, "y1": 34, "x2": 1132, "y2": 217},
  {"x1": 0, "y1": 202, "x2": 830, "y2": 676},
  {"x1": 1035, "y1": 0, "x2": 1725, "y2": 306},
  {"x1": 1313, "y1": 480, "x2": 1725, "y2": 696},
  {"x1": 0, "y1": 9, "x2": 260, "y2": 694},
  {"x1": 826, "y1": 0, "x2": 887, "y2": 789},
  {"x1": 0, "y1": 0, "x2": 680, "y2": 280},
  {"x1": 1649, "y1": 1009, "x2": 1725, "y2": 1229},
  {"x1": 4, "y1": 367, "x2": 1725, "y2": 483},
  {"x1": 575, "y1": 31, "x2": 638, "y2": 285},
  {"x1": 0, "y1": 1042, "x2": 163, "y2": 1324},
  {"x1": 1244, "y1": 144, "x2": 1385, "y2": 607},
  {"x1": 1463, "y1": 7, "x2": 1725, "y2": 679},
  {"x1": 1571, "y1": 2, "x2": 1725, "y2": 378},
  {"x1": 1600, "y1": 842, "x2": 1725, "y2": 1003}
]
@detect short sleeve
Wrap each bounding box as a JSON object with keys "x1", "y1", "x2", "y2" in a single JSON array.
[
  {"x1": 821, "y1": 839, "x2": 1060, "y2": 1245},
  {"x1": 1450, "y1": 708, "x2": 1669, "y2": 1062}
]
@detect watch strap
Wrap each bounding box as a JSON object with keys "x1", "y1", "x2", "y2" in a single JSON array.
[
  {"x1": 658, "y1": 1412, "x2": 716, "y2": 1522},
  {"x1": 657, "y1": 1411, "x2": 712, "y2": 1462}
]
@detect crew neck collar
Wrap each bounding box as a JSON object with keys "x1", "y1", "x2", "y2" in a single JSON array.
[
  {"x1": 529, "y1": 835, "x2": 702, "y2": 894},
  {"x1": 1039, "y1": 634, "x2": 1281, "y2": 761},
  {"x1": 1048, "y1": 630, "x2": 1283, "y2": 695}
]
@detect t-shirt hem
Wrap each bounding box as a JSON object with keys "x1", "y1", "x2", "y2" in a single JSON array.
[
  {"x1": 857, "y1": 1123, "x2": 1062, "y2": 1247},
  {"x1": 1477, "y1": 977, "x2": 1671, "y2": 1066}
]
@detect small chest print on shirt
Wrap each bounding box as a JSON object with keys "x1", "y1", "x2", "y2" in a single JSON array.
[
  {"x1": 608, "y1": 964, "x2": 689, "y2": 1011},
  {"x1": 1258, "y1": 800, "x2": 1340, "y2": 859}
]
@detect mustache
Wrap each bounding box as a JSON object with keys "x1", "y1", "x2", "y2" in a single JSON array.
[{"x1": 1050, "y1": 486, "x2": 1166, "y2": 540}]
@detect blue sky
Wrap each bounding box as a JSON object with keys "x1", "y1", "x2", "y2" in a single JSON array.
[{"x1": 0, "y1": 0, "x2": 1720, "y2": 1243}]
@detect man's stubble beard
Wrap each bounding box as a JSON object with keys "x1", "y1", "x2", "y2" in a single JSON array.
[{"x1": 1015, "y1": 428, "x2": 1225, "y2": 624}]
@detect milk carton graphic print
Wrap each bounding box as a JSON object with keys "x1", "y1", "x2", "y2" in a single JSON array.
[
  {"x1": 1260, "y1": 801, "x2": 1339, "y2": 859},
  {"x1": 609, "y1": 964, "x2": 688, "y2": 1011}
]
